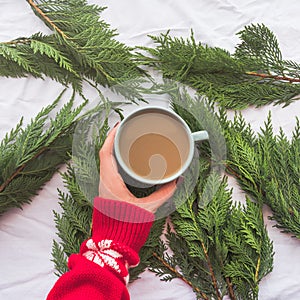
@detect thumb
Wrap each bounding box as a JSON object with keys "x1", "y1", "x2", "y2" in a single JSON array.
[{"x1": 136, "y1": 180, "x2": 177, "y2": 213}]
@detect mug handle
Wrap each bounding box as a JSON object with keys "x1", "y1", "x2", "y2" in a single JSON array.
[{"x1": 191, "y1": 130, "x2": 209, "y2": 142}]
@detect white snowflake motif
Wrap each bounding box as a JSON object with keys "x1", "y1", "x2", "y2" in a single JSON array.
[{"x1": 83, "y1": 239, "x2": 123, "y2": 274}]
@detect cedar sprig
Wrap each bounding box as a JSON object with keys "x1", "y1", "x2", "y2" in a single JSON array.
[
  {"x1": 225, "y1": 112, "x2": 300, "y2": 238},
  {"x1": 0, "y1": 90, "x2": 86, "y2": 215},
  {"x1": 235, "y1": 23, "x2": 300, "y2": 79},
  {"x1": 0, "y1": 0, "x2": 146, "y2": 100},
  {"x1": 128, "y1": 218, "x2": 167, "y2": 282},
  {"x1": 148, "y1": 169, "x2": 274, "y2": 300},
  {"x1": 51, "y1": 91, "x2": 275, "y2": 299},
  {"x1": 137, "y1": 24, "x2": 300, "y2": 109},
  {"x1": 51, "y1": 113, "x2": 111, "y2": 275}
]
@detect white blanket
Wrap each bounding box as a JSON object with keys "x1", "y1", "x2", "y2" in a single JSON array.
[{"x1": 0, "y1": 1, "x2": 300, "y2": 299}]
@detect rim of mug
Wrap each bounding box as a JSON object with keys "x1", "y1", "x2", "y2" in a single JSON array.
[{"x1": 114, "y1": 106, "x2": 195, "y2": 185}]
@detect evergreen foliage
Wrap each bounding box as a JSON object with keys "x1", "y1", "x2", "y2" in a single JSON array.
[
  {"x1": 149, "y1": 171, "x2": 274, "y2": 300},
  {"x1": 137, "y1": 96, "x2": 274, "y2": 299},
  {"x1": 51, "y1": 112, "x2": 111, "y2": 275},
  {"x1": 2, "y1": 3, "x2": 298, "y2": 298},
  {"x1": 52, "y1": 166, "x2": 93, "y2": 276},
  {"x1": 3, "y1": 2, "x2": 300, "y2": 108},
  {"x1": 0, "y1": 0, "x2": 145, "y2": 100},
  {"x1": 0, "y1": 90, "x2": 86, "y2": 215},
  {"x1": 138, "y1": 24, "x2": 300, "y2": 109},
  {"x1": 51, "y1": 94, "x2": 275, "y2": 299},
  {"x1": 225, "y1": 112, "x2": 300, "y2": 238}
]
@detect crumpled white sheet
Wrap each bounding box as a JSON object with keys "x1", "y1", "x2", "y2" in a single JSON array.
[{"x1": 0, "y1": 1, "x2": 300, "y2": 299}]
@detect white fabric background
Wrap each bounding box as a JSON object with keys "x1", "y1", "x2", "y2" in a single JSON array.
[{"x1": 0, "y1": 1, "x2": 300, "y2": 299}]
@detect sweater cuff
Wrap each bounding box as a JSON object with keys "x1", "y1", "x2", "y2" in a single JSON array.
[{"x1": 91, "y1": 197, "x2": 154, "y2": 253}]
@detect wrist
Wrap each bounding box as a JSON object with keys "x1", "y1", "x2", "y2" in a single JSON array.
[
  {"x1": 91, "y1": 197, "x2": 154, "y2": 252},
  {"x1": 78, "y1": 198, "x2": 154, "y2": 284}
]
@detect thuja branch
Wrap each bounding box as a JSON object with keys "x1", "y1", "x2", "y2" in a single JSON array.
[
  {"x1": 0, "y1": 90, "x2": 87, "y2": 215},
  {"x1": 1, "y1": 0, "x2": 145, "y2": 100},
  {"x1": 152, "y1": 252, "x2": 209, "y2": 300},
  {"x1": 51, "y1": 118, "x2": 110, "y2": 275},
  {"x1": 255, "y1": 256, "x2": 261, "y2": 282},
  {"x1": 145, "y1": 174, "x2": 273, "y2": 299},
  {"x1": 246, "y1": 71, "x2": 300, "y2": 83},
  {"x1": 27, "y1": 0, "x2": 68, "y2": 39},
  {"x1": 27, "y1": 0, "x2": 115, "y2": 83},
  {"x1": 225, "y1": 165, "x2": 242, "y2": 180},
  {"x1": 2, "y1": 38, "x2": 31, "y2": 46},
  {"x1": 0, "y1": 147, "x2": 46, "y2": 193},
  {"x1": 138, "y1": 23, "x2": 300, "y2": 109},
  {"x1": 225, "y1": 112, "x2": 300, "y2": 239},
  {"x1": 225, "y1": 277, "x2": 236, "y2": 300},
  {"x1": 200, "y1": 241, "x2": 222, "y2": 300}
]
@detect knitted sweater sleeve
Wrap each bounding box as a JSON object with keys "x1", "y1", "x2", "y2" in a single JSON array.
[{"x1": 46, "y1": 197, "x2": 154, "y2": 300}]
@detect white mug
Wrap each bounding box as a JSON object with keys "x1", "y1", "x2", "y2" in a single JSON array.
[{"x1": 114, "y1": 106, "x2": 209, "y2": 186}]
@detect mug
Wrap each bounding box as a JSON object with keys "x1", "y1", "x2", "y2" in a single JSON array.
[{"x1": 114, "y1": 106, "x2": 209, "y2": 186}]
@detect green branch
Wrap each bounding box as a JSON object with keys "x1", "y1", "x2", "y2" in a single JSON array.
[
  {"x1": 200, "y1": 240, "x2": 222, "y2": 300},
  {"x1": 137, "y1": 24, "x2": 300, "y2": 109},
  {"x1": 50, "y1": 92, "x2": 275, "y2": 300},
  {"x1": 225, "y1": 112, "x2": 300, "y2": 239},
  {"x1": 246, "y1": 71, "x2": 300, "y2": 83},
  {"x1": 0, "y1": 90, "x2": 86, "y2": 215},
  {"x1": 152, "y1": 252, "x2": 209, "y2": 300},
  {"x1": 27, "y1": 0, "x2": 68, "y2": 39},
  {"x1": 0, "y1": 0, "x2": 145, "y2": 100}
]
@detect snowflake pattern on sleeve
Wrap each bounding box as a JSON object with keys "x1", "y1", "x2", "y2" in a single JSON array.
[{"x1": 81, "y1": 239, "x2": 140, "y2": 284}]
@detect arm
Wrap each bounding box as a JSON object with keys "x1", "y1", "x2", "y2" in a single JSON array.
[
  {"x1": 47, "y1": 198, "x2": 154, "y2": 300},
  {"x1": 46, "y1": 125, "x2": 177, "y2": 300}
]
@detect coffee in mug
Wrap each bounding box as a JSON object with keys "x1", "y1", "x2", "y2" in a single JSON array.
[{"x1": 114, "y1": 106, "x2": 208, "y2": 185}]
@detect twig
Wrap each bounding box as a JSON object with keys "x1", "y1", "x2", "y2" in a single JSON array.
[
  {"x1": 25, "y1": 1, "x2": 116, "y2": 83},
  {"x1": 27, "y1": 0, "x2": 68, "y2": 39},
  {"x1": 2, "y1": 38, "x2": 31, "y2": 46},
  {"x1": 0, "y1": 147, "x2": 49, "y2": 193},
  {"x1": 225, "y1": 277, "x2": 236, "y2": 300},
  {"x1": 255, "y1": 256, "x2": 261, "y2": 282},
  {"x1": 152, "y1": 252, "x2": 209, "y2": 300},
  {"x1": 218, "y1": 254, "x2": 236, "y2": 300},
  {"x1": 246, "y1": 71, "x2": 300, "y2": 83},
  {"x1": 200, "y1": 242, "x2": 222, "y2": 300},
  {"x1": 225, "y1": 164, "x2": 241, "y2": 180}
]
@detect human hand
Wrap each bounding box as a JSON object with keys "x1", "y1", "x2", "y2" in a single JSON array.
[{"x1": 98, "y1": 124, "x2": 177, "y2": 213}]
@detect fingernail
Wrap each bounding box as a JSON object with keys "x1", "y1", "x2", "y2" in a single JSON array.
[{"x1": 113, "y1": 121, "x2": 120, "y2": 128}]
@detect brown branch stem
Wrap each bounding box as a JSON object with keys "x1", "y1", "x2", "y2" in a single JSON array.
[
  {"x1": 27, "y1": 0, "x2": 68, "y2": 39},
  {"x1": 2, "y1": 39, "x2": 31, "y2": 46},
  {"x1": 152, "y1": 252, "x2": 209, "y2": 300},
  {"x1": 200, "y1": 242, "x2": 222, "y2": 300},
  {"x1": 0, "y1": 147, "x2": 49, "y2": 193},
  {"x1": 246, "y1": 71, "x2": 300, "y2": 83},
  {"x1": 225, "y1": 164, "x2": 241, "y2": 180},
  {"x1": 225, "y1": 277, "x2": 236, "y2": 300}
]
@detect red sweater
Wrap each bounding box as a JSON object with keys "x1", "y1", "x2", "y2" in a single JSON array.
[{"x1": 47, "y1": 197, "x2": 154, "y2": 300}]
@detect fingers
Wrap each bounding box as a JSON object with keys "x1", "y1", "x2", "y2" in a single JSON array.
[
  {"x1": 99, "y1": 123, "x2": 178, "y2": 212},
  {"x1": 145, "y1": 180, "x2": 177, "y2": 203},
  {"x1": 133, "y1": 180, "x2": 177, "y2": 213},
  {"x1": 99, "y1": 123, "x2": 136, "y2": 201},
  {"x1": 99, "y1": 123, "x2": 119, "y2": 158}
]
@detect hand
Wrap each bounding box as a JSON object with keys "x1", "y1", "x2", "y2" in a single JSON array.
[{"x1": 99, "y1": 124, "x2": 177, "y2": 213}]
